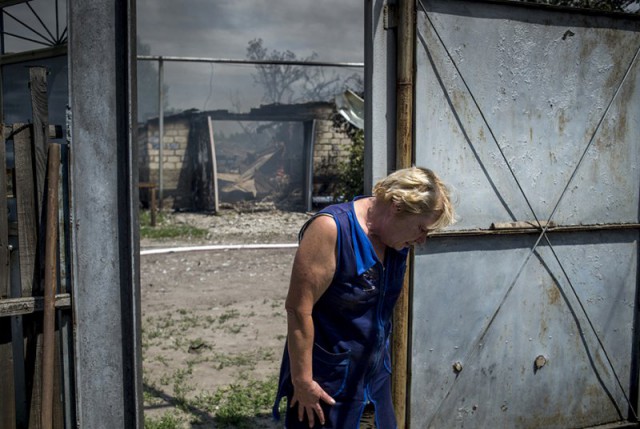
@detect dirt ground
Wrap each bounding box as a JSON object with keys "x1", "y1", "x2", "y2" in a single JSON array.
[{"x1": 140, "y1": 205, "x2": 312, "y2": 427}]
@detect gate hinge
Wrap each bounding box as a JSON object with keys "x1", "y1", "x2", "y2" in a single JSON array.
[{"x1": 384, "y1": 3, "x2": 397, "y2": 30}]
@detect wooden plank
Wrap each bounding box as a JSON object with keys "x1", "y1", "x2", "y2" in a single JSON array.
[
  {"x1": 41, "y1": 143, "x2": 60, "y2": 429},
  {"x1": 3, "y1": 125, "x2": 63, "y2": 141},
  {"x1": 0, "y1": 295, "x2": 71, "y2": 318},
  {"x1": 24, "y1": 313, "x2": 43, "y2": 429},
  {"x1": 0, "y1": 123, "x2": 15, "y2": 428},
  {"x1": 27, "y1": 69, "x2": 58, "y2": 427},
  {"x1": 13, "y1": 122, "x2": 43, "y2": 429},
  {"x1": 0, "y1": 317, "x2": 16, "y2": 429},
  {"x1": 13, "y1": 124, "x2": 38, "y2": 296},
  {"x1": 9, "y1": 235, "x2": 27, "y2": 428},
  {"x1": 29, "y1": 67, "x2": 49, "y2": 218},
  {"x1": 52, "y1": 333, "x2": 63, "y2": 429},
  {"x1": 1, "y1": 123, "x2": 8, "y2": 298}
]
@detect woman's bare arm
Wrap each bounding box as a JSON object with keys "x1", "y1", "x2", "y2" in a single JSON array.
[{"x1": 285, "y1": 215, "x2": 337, "y2": 427}]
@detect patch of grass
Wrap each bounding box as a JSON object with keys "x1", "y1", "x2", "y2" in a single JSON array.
[
  {"x1": 215, "y1": 376, "x2": 281, "y2": 427},
  {"x1": 144, "y1": 368, "x2": 282, "y2": 428},
  {"x1": 143, "y1": 311, "x2": 211, "y2": 351},
  {"x1": 190, "y1": 375, "x2": 281, "y2": 428},
  {"x1": 139, "y1": 210, "x2": 208, "y2": 240},
  {"x1": 212, "y1": 347, "x2": 274, "y2": 370},
  {"x1": 178, "y1": 313, "x2": 201, "y2": 330},
  {"x1": 224, "y1": 323, "x2": 247, "y2": 334},
  {"x1": 173, "y1": 367, "x2": 195, "y2": 409},
  {"x1": 271, "y1": 299, "x2": 283, "y2": 309},
  {"x1": 144, "y1": 411, "x2": 184, "y2": 429},
  {"x1": 217, "y1": 309, "x2": 240, "y2": 324},
  {"x1": 213, "y1": 351, "x2": 256, "y2": 370},
  {"x1": 154, "y1": 355, "x2": 170, "y2": 367}
]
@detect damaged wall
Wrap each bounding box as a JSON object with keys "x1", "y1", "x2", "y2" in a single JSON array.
[{"x1": 138, "y1": 105, "x2": 354, "y2": 211}]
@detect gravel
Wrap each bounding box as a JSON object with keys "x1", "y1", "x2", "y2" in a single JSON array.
[{"x1": 140, "y1": 203, "x2": 313, "y2": 248}]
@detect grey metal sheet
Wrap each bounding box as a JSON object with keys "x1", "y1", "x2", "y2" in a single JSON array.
[
  {"x1": 410, "y1": 1, "x2": 640, "y2": 428},
  {"x1": 415, "y1": 1, "x2": 640, "y2": 230},
  {"x1": 365, "y1": 0, "x2": 397, "y2": 192},
  {"x1": 412, "y1": 231, "x2": 637, "y2": 428}
]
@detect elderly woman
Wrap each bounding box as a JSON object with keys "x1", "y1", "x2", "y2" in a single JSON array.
[{"x1": 273, "y1": 167, "x2": 455, "y2": 429}]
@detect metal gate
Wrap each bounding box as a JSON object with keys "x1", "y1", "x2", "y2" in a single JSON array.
[{"x1": 411, "y1": 1, "x2": 640, "y2": 427}]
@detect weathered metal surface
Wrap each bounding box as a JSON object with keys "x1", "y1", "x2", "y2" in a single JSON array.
[
  {"x1": 410, "y1": 1, "x2": 640, "y2": 428},
  {"x1": 68, "y1": 0, "x2": 142, "y2": 427},
  {"x1": 415, "y1": 0, "x2": 640, "y2": 230},
  {"x1": 412, "y1": 231, "x2": 637, "y2": 428},
  {"x1": 365, "y1": 0, "x2": 397, "y2": 191}
]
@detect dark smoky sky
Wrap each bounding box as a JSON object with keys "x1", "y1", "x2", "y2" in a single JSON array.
[
  {"x1": 135, "y1": 0, "x2": 365, "y2": 118},
  {"x1": 3, "y1": 1, "x2": 365, "y2": 123},
  {"x1": 136, "y1": 0, "x2": 364, "y2": 61}
]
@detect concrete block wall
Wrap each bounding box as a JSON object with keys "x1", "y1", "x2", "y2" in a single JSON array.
[
  {"x1": 312, "y1": 119, "x2": 353, "y2": 195},
  {"x1": 138, "y1": 118, "x2": 191, "y2": 207}
]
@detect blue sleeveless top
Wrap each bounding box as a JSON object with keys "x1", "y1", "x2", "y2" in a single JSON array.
[{"x1": 273, "y1": 199, "x2": 409, "y2": 429}]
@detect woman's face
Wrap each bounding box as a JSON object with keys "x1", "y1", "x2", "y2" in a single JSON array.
[{"x1": 378, "y1": 204, "x2": 439, "y2": 250}]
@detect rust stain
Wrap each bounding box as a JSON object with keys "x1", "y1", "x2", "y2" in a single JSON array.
[
  {"x1": 557, "y1": 109, "x2": 566, "y2": 134},
  {"x1": 546, "y1": 282, "x2": 560, "y2": 306}
]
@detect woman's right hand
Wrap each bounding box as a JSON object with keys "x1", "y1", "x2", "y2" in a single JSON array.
[{"x1": 290, "y1": 379, "x2": 336, "y2": 427}]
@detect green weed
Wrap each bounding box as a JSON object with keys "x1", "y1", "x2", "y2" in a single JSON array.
[
  {"x1": 144, "y1": 369, "x2": 282, "y2": 428},
  {"x1": 217, "y1": 309, "x2": 240, "y2": 324},
  {"x1": 139, "y1": 210, "x2": 208, "y2": 240},
  {"x1": 144, "y1": 412, "x2": 184, "y2": 429}
]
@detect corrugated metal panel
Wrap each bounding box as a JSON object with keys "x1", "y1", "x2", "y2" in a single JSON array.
[{"x1": 411, "y1": 1, "x2": 640, "y2": 427}]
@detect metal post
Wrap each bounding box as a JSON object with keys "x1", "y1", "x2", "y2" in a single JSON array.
[
  {"x1": 392, "y1": 0, "x2": 415, "y2": 428},
  {"x1": 158, "y1": 56, "x2": 164, "y2": 209},
  {"x1": 303, "y1": 119, "x2": 316, "y2": 212},
  {"x1": 365, "y1": 0, "x2": 397, "y2": 192},
  {"x1": 206, "y1": 116, "x2": 219, "y2": 213},
  {"x1": 68, "y1": 0, "x2": 143, "y2": 427}
]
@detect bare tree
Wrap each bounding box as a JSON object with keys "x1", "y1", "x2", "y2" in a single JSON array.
[
  {"x1": 246, "y1": 38, "x2": 314, "y2": 104},
  {"x1": 246, "y1": 38, "x2": 363, "y2": 105}
]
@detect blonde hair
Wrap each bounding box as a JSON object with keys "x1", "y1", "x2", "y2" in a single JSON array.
[{"x1": 372, "y1": 167, "x2": 455, "y2": 230}]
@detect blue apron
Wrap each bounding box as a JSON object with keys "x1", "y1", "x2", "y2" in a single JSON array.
[{"x1": 273, "y1": 199, "x2": 409, "y2": 429}]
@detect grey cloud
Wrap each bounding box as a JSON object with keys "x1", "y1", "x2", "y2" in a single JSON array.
[{"x1": 137, "y1": 0, "x2": 363, "y2": 61}]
